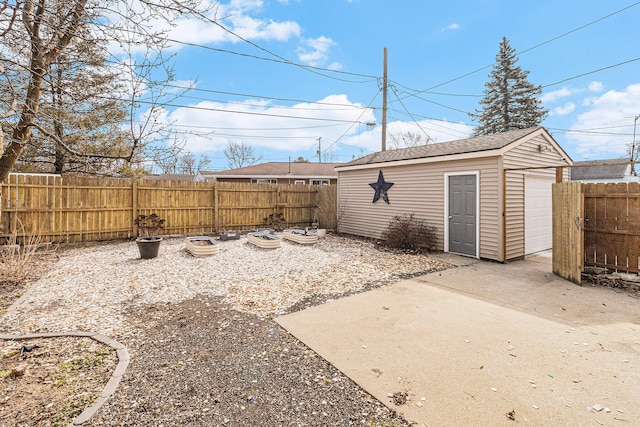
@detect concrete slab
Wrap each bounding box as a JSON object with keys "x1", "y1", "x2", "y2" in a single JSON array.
[{"x1": 276, "y1": 257, "x2": 640, "y2": 426}]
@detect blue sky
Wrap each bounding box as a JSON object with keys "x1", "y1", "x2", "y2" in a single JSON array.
[{"x1": 144, "y1": 0, "x2": 640, "y2": 171}]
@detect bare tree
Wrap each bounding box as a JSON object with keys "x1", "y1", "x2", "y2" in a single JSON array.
[
  {"x1": 224, "y1": 141, "x2": 263, "y2": 169},
  {"x1": 178, "y1": 152, "x2": 210, "y2": 175},
  {"x1": 388, "y1": 131, "x2": 432, "y2": 150},
  {"x1": 0, "y1": 0, "x2": 214, "y2": 182}
]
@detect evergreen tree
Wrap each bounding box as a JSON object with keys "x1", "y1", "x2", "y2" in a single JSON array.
[{"x1": 471, "y1": 37, "x2": 548, "y2": 136}]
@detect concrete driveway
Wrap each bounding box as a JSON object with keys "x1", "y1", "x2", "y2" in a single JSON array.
[{"x1": 276, "y1": 252, "x2": 640, "y2": 426}]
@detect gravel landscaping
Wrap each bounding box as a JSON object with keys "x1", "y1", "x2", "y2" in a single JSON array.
[{"x1": 0, "y1": 233, "x2": 452, "y2": 426}]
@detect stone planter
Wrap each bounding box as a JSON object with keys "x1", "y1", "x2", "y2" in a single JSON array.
[{"x1": 136, "y1": 236, "x2": 162, "y2": 259}]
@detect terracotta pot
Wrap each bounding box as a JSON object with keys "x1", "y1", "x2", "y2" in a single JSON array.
[{"x1": 136, "y1": 236, "x2": 162, "y2": 259}]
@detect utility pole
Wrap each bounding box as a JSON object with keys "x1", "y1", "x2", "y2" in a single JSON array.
[
  {"x1": 317, "y1": 137, "x2": 322, "y2": 163},
  {"x1": 632, "y1": 114, "x2": 640, "y2": 176},
  {"x1": 381, "y1": 47, "x2": 388, "y2": 152}
]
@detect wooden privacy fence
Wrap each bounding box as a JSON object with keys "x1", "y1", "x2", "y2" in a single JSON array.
[
  {"x1": 0, "y1": 174, "x2": 337, "y2": 244},
  {"x1": 583, "y1": 182, "x2": 640, "y2": 273},
  {"x1": 552, "y1": 182, "x2": 583, "y2": 284},
  {"x1": 553, "y1": 181, "x2": 640, "y2": 284}
]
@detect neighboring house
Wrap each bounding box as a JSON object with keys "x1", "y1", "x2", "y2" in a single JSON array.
[
  {"x1": 335, "y1": 127, "x2": 572, "y2": 262},
  {"x1": 570, "y1": 158, "x2": 640, "y2": 183},
  {"x1": 200, "y1": 162, "x2": 340, "y2": 185},
  {"x1": 143, "y1": 173, "x2": 206, "y2": 182}
]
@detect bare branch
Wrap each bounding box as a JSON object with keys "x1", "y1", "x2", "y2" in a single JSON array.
[{"x1": 30, "y1": 122, "x2": 128, "y2": 160}]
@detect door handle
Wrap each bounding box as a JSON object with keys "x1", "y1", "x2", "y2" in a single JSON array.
[{"x1": 448, "y1": 216, "x2": 452, "y2": 219}]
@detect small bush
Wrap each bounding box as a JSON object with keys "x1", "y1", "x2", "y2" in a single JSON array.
[
  {"x1": 381, "y1": 214, "x2": 437, "y2": 252},
  {"x1": 264, "y1": 212, "x2": 286, "y2": 231},
  {"x1": 134, "y1": 213, "x2": 165, "y2": 237}
]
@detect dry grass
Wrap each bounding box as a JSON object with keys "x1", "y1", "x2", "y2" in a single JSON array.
[{"x1": 0, "y1": 220, "x2": 49, "y2": 286}]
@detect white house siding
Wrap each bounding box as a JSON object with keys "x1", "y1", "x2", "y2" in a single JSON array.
[
  {"x1": 337, "y1": 156, "x2": 502, "y2": 261},
  {"x1": 502, "y1": 132, "x2": 568, "y2": 260}
]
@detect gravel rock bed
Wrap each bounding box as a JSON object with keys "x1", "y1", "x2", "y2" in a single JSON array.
[
  {"x1": 1, "y1": 233, "x2": 451, "y2": 426},
  {"x1": 0, "y1": 234, "x2": 450, "y2": 337}
]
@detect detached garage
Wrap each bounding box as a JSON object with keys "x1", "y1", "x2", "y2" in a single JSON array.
[{"x1": 336, "y1": 127, "x2": 572, "y2": 262}]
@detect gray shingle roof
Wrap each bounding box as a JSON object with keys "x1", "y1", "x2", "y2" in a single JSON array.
[
  {"x1": 570, "y1": 159, "x2": 629, "y2": 180},
  {"x1": 201, "y1": 162, "x2": 340, "y2": 178},
  {"x1": 338, "y1": 127, "x2": 543, "y2": 167}
]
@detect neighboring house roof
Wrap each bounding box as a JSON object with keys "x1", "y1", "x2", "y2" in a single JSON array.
[
  {"x1": 143, "y1": 173, "x2": 201, "y2": 182},
  {"x1": 337, "y1": 127, "x2": 570, "y2": 169},
  {"x1": 570, "y1": 158, "x2": 631, "y2": 181},
  {"x1": 201, "y1": 162, "x2": 340, "y2": 179}
]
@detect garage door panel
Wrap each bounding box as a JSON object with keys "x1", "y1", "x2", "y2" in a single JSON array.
[{"x1": 525, "y1": 175, "x2": 553, "y2": 254}]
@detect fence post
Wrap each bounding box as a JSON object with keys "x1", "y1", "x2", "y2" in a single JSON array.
[
  {"x1": 213, "y1": 183, "x2": 219, "y2": 232},
  {"x1": 556, "y1": 166, "x2": 564, "y2": 183},
  {"x1": 131, "y1": 180, "x2": 138, "y2": 238}
]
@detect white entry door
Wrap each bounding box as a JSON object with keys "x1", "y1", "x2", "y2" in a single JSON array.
[{"x1": 524, "y1": 175, "x2": 554, "y2": 254}]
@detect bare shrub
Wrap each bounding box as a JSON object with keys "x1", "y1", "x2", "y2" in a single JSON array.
[
  {"x1": 264, "y1": 212, "x2": 287, "y2": 231},
  {"x1": 134, "y1": 213, "x2": 165, "y2": 237},
  {"x1": 381, "y1": 214, "x2": 437, "y2": 252},
  {"x1": 0, "y1": 220, "x2": 45, "y2": 286}
]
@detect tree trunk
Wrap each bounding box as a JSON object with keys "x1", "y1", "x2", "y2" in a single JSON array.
[{"x1": 0, "y1": 56, "x2": 46, "y2": 182}]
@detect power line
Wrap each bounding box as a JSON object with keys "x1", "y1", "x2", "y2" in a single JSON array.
[
  {"x1": 520, "y1": 1, "x2": 640, "y2": 55},
  {"x1": 94, "y1": 94, "x2": 374, "y2": 125},
  {"x1": 158, "y1": 4, "x2": 373, "y2": 84},
  {"x1": 398, "y1": 2, "x2": 640, "y2": 97},
  {"x1": 322, "y1": 91, "x2": 380, "y2": 153},
  {"x1": 390, "y1": 85, "x2": 433, "y2": 142},
  {"x1": 542, "y1": 57, "x2": 640, "y2": 88},
  {"x1": 157, "y1": 122, "x2": 346, "y2": 132},
  {"x1": 177, "y1": 94, "x2": 369, "y2": 112},
  {"x1": 163, "y1": 38, "x2": 378, "y2": 84}
]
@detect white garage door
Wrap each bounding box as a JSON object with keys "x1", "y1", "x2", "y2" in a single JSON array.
[{"x1": 524, "y1": 175, "x2": 554, "y2": 254}]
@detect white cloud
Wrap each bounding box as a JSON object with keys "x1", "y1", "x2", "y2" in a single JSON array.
[
  {"x1": 542, "y1": 82, "x2": 605, "y2": 105},
  {"x1": 551, "y1": 102, "x2": 575, "y2": 116},
  {"x1": 567, "y1": 83, "x2": 640, "y2": 159},
  {"x1": 227, "y1": 15, "x2": 301, "y2": 41},
  {"x1": 341, "y1": 119, "x2": 473, "y2": 154},
  {"x1": 297, "y1": 36, "x2": 336, "y2": 66},
  {"x1": 162, "y1": 94, "x2": 376, "y2": 154},
  {"x1": 106, "y1": 0, "x2": 301, "y2": 54},
  {"x1": 228, "y1": 0, "x2": 264, "y2": 11},
  {"x1": 588, "y1": 81, "x2": 604, "y2": 92},
  {"x1": 444, "y1": 23, "x2": 460, "y2": 31},
  {"x1": 541, "y1": 87, "x2": 572, "y2": 103}
]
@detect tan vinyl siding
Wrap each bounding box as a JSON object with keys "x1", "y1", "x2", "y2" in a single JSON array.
[
  {"x1": 505, "y1": 171, "x2": 525, "y2": 260},
  {"x1": 478, "y1": 162, "x2": 501, "y2": 260},
  {"x1": 503, "y1": 134, "x2": 569, "y2": 260},
  {"x1": 503, "y1": 134, "x2": 568, "y2": 170},
  {"x1": 338, "y1": 156, "x2": 502, "y2": 260}
]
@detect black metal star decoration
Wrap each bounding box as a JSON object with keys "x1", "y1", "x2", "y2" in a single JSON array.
[{"x1": 369, "y1": 170, "x2": 394, "y2": 204}]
